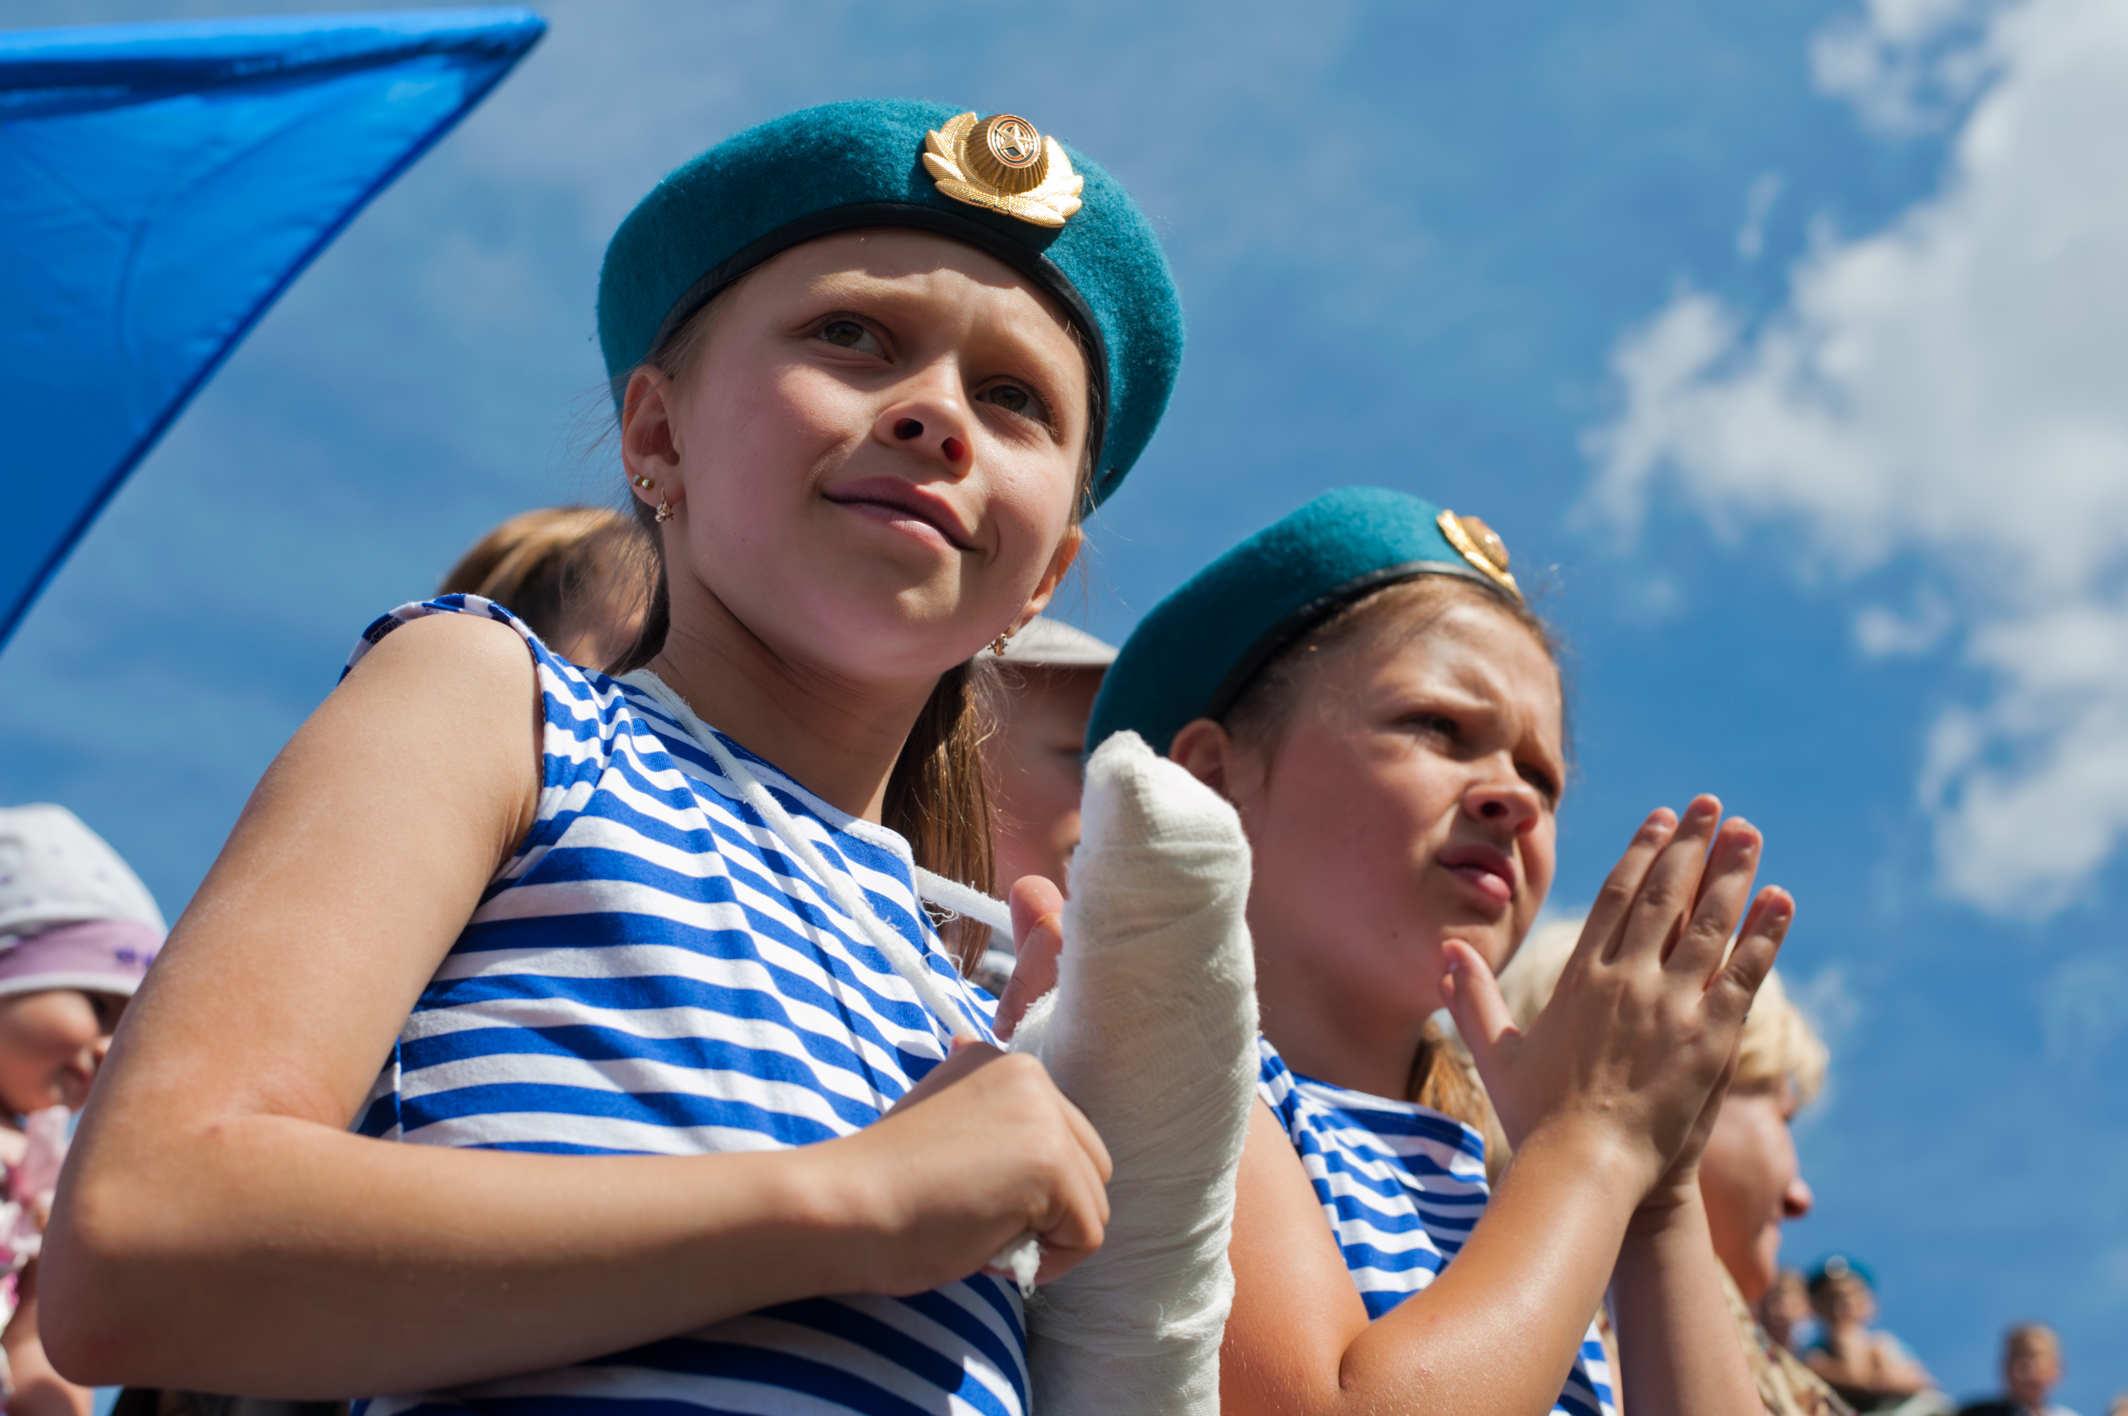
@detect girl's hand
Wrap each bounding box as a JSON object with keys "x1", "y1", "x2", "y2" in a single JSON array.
[
  {"x1": 841, "y1": 1035, "x2": 1112, "y2": 1295},
  {"x1": 1635, "y1": 883, "x2": 1792, "y2": 1214},
  {"x1": 1442, "y1": 796, "x2": 1794, "y2": 1203}
]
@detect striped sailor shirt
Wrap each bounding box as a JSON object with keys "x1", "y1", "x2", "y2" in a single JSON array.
[
  {"x1": 1258, "y1": 1035, "x2": 1618, "y2": 1416},
  {"x1": 345, "y1": 596, "x2": 1022, "y2": 1416}
]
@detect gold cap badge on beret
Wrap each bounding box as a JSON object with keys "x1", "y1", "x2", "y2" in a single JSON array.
[
  {"x1": 1437, "y1": 510, "x2": 1521, "y2": 596},
  {"x1": 924, "y1": 112, "x2": 1084, "y2": 228}
]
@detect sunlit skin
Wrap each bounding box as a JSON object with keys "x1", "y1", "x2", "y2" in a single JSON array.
[
  {"x1": 985, "y1": 665, "x2": 1105, "y2": 894},
  {"x1": 42, "y1": 229, "x2": 1113, "y2": 1398},
  {"x1": 1697, "y1": 1079, "x2": 1814, "y2": 1303},
  {"x1": 1173, "y1": 585, "x2": 1792, "y2": 1416},
  {"x1": 625, "y1": 229, "x2": 1087, "y2": 820}
]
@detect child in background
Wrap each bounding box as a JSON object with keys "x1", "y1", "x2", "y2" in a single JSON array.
[
  {"x1": 1762, "y1": 1269, "x2": 1821, "y2": 1354},
  {"x1": 46, "y1": 99, "x2": 1185, "y2": 1416},
  {"x1": 970, "y1": 617, "x2": 1116, "y2": 995},
  {"x1": 1804, "y1": 1257, "x2": 1948, "y2": 1413},
  {"x1": 1955, "y1": 1324, "x2": 2079, "y2": 1416},
  {"x1": 985, "y1": 616, "x2": 1116, "y2": 897},
  {"x1": 1089, "y1": 486, "x2": 1789, "y2": 1416},
  {"x1": 1499, "y1": 919, "x2": 1851, "y2": 1416},
  {"x1": 0, "y1": 805, "x2": 164, "y2": 1416},
  {"x1": 438, "y1": 505, "x2": 653, "y2": 670}
]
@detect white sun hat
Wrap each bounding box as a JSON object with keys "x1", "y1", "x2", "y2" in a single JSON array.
[
  {"x1": 0, "y1": 804, "x2": 166, "y2": 999},
  {"x1": 1000, "y1": 616, "x2": 1118, "y2": 669}
]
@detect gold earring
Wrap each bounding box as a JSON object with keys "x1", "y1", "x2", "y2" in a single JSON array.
[
  {"x1": 655, "y1": 499, "x2": 675, "y2": 523},
  {"x1": 990, "y1": 630, "x2": 1012, "y2": 656},
  {"x1": 631, "y1": 474, "x2": 654, "y2": 490}
]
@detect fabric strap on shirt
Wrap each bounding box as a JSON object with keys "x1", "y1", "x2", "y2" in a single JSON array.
[
  {"x1": 621, "y1": 670, "x2": 995, "y2": 1040},
  {"x1": 910, "y1": 867, "x2": 1012, "y2": 941}
]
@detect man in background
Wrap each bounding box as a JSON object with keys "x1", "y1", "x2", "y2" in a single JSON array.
[{"x1": 1956, "y1": 1325, "x2": 2079, "y2": 1416}]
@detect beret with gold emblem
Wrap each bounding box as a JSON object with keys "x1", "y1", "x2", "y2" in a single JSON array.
[
  {"x1": 1087, "y1": 486, "x2": 1525, "y2": 757},
  {"x1": 597, "y1": 99, "x2": 1183, "y2": 506}
]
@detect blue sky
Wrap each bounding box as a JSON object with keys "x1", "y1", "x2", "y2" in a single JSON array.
[{"x1": 5, "y1": 0, "x2": 2126, "y2": 1403}]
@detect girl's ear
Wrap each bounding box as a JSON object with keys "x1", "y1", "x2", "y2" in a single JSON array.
[
  {"x1": 620, "y1": 366, "x2": 682, "y2": 510},
  {"x1": 1013, "y1": 525, "x2": 1084, "y2": 628},
  {"x1": 1168, "y1": 717, "x2": 1237, "y2": 797}
]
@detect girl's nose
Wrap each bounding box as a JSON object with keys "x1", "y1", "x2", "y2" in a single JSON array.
[
  {"x1": 875, "y1": 382, "x2": 974, "y2": 473},
  {"x1": 1782, "y1": 1174, "x2": 1814, "y2": 1221},
  {"x1": 1462, "y1": 769, "x2": 1541, "y2": 835}
]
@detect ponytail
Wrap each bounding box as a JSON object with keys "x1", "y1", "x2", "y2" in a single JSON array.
[
  {"x1": 884, "y1": 660, "x2": 997, "y2": 971},
  {"x1": 1406, "y1": 1022, "x2": 1511, "y2": 1183}
]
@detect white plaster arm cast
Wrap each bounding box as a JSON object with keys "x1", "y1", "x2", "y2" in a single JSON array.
[{"x1": 1006, "y1": 730, "x2": 1259, "y2": 1416}]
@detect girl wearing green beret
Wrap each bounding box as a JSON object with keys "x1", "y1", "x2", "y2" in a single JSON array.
[
  {"x1": 45, "y1": 101, "x2": 1181, "y2": 1416},
  {"x1": 1091, "y1": 487, "x2": 1792, "y2": 1416}
]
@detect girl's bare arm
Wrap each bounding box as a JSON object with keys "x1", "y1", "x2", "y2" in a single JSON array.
[
  {"x1": 1223, "y1": 800, "x2": 1785, "y2": 1416},
  {"x1": 1221, "y1": 1098, "x2": 1647, "y2": 1416},
  {"x1": 4, "y1": 1268, "x2": 94, "y2": 1416},
  {"x1": 42, "y1": 613, "x2": 1109, "y2": 1399},
  {"x1": 1607, "y1": 1192, "x2": 1764, "y2": 1415}
]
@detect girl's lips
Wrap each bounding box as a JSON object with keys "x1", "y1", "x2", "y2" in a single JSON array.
[
  {"x1": 825, "y1": 478, "x2": 976, "y2": 551},
  {"x1": 1438, "y1": 844, "x2": 1516, "y2": 905}
]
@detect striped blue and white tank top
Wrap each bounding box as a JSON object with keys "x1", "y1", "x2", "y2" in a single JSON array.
[
  {"x1": 345, "y1": 596, "x2": 1025, "y2": 1416},
  {"x1": 1257, "y1": 1036, "x2": 1618, "y2": 1416}
]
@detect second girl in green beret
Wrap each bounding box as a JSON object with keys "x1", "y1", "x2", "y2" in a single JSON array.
[
  {"x1": 1091, "y1": 486, "x2": 1791, "y2": 1416},
  {"x1": 47, "y1": 100, "x2": 1181, "y2": 1416}
]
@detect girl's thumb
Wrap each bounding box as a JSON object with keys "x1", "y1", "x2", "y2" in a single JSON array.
[{"x1": 1440, "y1": 940, "x2": 1516, "y2": 1061}]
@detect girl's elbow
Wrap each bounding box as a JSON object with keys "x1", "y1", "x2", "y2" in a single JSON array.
[{"x1": 39, "y1": 1179, "x2": 167, "y2": 1382}]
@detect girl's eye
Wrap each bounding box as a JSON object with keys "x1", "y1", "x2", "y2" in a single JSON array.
[
  {"x1": 1410, "y1": 712, "x2": 1459, "y2": 739},
  {"x1": 1520, "y1": 764, "x2": 1561, "y2": 805},
  {"x1": 816, "y1": 319, "x2": 884, "y2": 356},
  {"x1": 978, "y1": 382, "x2": 1052, "y2": 426}
]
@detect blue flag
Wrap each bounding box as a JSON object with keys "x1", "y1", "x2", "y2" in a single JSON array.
[{"x1": 0, "y1": 8, "x2": 545, "y2": 649}]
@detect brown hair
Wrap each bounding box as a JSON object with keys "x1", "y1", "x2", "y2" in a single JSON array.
[
  {"x1": 441, "y1": 506, "x2": 655, "y2": 663},
  {"x1": 605, "y1": 262, "x2": 1099, "y2": 970},
  {"x1": 1220, "y1": 572, "x2": 1565, "y2": 1137}
]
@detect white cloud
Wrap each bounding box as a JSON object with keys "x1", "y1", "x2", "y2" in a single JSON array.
[
  {"x1": 1736, "y1": 173, "x2": 1784, "y2": 260},
  {"x1": 2039, "y1": 952, "x2": 2128, "y2": 1068},
  {"x1": 1583, "y1": 0, "x2": 2128, "y2": 918},
  {"x1": 1810, "y1": 0, "x2": 2006, "y2": 135},
  {"x1": 1790, "y1": 965, "x2": 1862, "y2": 1053},
  {"x1": 1854, "y1": 589, "x2": 1952, "y2": 657}
]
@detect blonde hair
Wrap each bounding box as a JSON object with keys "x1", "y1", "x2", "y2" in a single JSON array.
[{"x1": 1495, "y1": 915, "x2": 1829, "y2": 1104}]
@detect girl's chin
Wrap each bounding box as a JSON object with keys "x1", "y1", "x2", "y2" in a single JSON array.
[{"x1": 717, "y1": 587, "x2": 992, "y2": 675}]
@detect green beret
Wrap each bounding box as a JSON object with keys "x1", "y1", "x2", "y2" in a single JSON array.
[
  {"x1": 597, "y1": 98, "x2": 1183, "y2": 506},
  {"x1": 1087, "y1": 486, "x2": 1523, "y2": 756}
]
